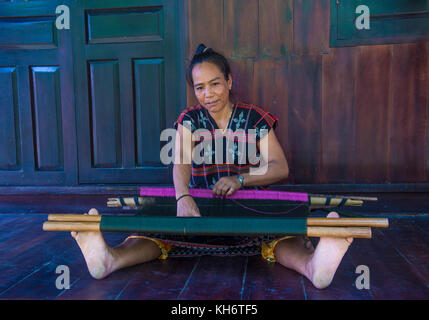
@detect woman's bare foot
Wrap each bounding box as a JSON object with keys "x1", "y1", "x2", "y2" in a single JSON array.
[
  {"x1": 306, "y1": 212, "x2": 353, "y2": 289},
  {"x1": 273, "y1": 236, "x2": 315, "y2": 278},
  {"x1": 71, "y1": 208, "x2": 117, "y2": 279},
  {"x1": 274, "y1": 212, "x2": 353, "y2": 289}
]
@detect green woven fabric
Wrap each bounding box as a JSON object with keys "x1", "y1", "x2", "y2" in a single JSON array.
[{"x1": 100, "y1": 216, "x2": 307, "y2": 236}]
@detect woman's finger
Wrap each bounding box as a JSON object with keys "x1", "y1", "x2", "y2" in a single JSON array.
[
  {"x1": 226, "y1": 187, "x2": 235, "y2": 196},
  {"x1": 221, "y1": 185, "x2": 231, "y2": 196},
  {"x1": 213, "y1": 184, "x2": 224, "y2": 196},
  {"x1": 215, "y1": 184, "x2": 225, "y2": 196}
]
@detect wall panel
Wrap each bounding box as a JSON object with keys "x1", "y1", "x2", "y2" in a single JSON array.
[
  {"x1": 321, "y1": 47, "x2": 358, "y2": 183},
  {"x1": 185, "y1": 0, "x2": 429, "y2": 186},
  {"x1": 389, "y1": 43, "x2": 429, "y2": 182}
]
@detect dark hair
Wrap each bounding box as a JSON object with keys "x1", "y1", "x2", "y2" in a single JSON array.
[{"x1": 186, "y1": 44, "x2": 232, "y2": 87}]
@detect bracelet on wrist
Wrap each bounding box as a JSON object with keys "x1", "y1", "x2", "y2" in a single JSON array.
[
  {"x1": 237, "y1": 175, "x2": 245, "y2": 189},
  {"x1": 176, "y1": 194, "x2": 192, "y2": 202}
]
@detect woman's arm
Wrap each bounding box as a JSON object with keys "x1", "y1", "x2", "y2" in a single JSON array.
[
  {"x1": 173, "y1": 124, "x2": 200, "y2": 217},
  {"x1": 242, "y1": 129, "x2": 289, "y2": 186}
]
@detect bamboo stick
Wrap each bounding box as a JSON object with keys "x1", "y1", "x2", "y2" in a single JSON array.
[
  {"x1": 107, "y1": 197, "x2": 155, "y2": 208},
  {"x1": 47, "y1": 214, "x2": 102, "y2": 222},
  {"x1": 43, "y1": 221, "x2": 100, "y2": 232},
  {"x1": 307, "y1": 217, "x2": 388, "y2": 228},
  {"x1": 309, "y1": 194, "x2": 378, "y2": 201},
  {"x1": 309, "y1": 197, "x2": 363, "y2": 206},
  {"x1": 307, "y1": 227, "x2": 371, "y2": 239}
]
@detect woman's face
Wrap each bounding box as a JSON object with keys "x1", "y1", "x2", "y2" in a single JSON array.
[{"x1": 192, "y1": 62, "x2": 232, "y2": 114}]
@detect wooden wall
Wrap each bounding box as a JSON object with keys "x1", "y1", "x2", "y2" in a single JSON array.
[{"x1": 184, "y1": 0, "x2": 429, "y2": 186}]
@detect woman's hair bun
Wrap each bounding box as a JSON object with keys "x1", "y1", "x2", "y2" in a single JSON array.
[
  {"x1": 186, "y1": 44, "x2": 231, "y2": 88},
  {"x1": 195, "y1": 43, "x2": 210, "y2": 55}
]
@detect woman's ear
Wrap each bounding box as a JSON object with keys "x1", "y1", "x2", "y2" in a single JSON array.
[{"x1": 227, "y1": 74, "x2": 232, "y2": 90}]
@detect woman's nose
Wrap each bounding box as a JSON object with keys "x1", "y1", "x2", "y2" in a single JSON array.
[{"x1": 204, "y1": 87, "x2": 214, "y2": 97}]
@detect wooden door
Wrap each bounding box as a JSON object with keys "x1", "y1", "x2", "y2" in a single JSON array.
[
  {"x1": 0, "y1": 0, "x2": 77, "y2": 186},
  {"x1": 72, "y1": 0, "x2": 185, "y2": 184}
]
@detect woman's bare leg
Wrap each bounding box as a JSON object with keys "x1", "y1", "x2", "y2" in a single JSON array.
[
  {"x1": 71, "y1": 208, "x2": 161, "y2": 279},
  {"x1": 274, "y1": 212, "x2": 353, "y2": 289}
]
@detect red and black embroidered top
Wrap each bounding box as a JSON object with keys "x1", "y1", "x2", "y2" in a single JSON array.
[{"x1": 174, "y1": 102, "x2": 278, "y2": 189}]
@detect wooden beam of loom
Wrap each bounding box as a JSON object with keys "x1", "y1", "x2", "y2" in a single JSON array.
[
  {"x1": 43, "y1": 215, "x2": 388, "y2": 239},
  {"x1": 106, "y1": 196, "x2": 365, "y2": 208},
  {"x1": 47, "y1": 214, "x2": 388, "y2": 228}
]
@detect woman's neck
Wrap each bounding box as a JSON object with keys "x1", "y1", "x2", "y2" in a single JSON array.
[{"x1": 209, "y1": 101, "x2": 234, "y2": 123}]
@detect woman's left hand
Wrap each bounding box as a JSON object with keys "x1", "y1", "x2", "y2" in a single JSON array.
[{"x1": 213, "y1": 176, "x2": 242, "y2": 197}]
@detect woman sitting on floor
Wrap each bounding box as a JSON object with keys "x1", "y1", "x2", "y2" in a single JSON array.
[{"x1": 71, "y1": 44, "x2": 353, "y2": 289}]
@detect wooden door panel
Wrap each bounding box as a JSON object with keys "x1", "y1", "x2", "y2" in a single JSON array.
[
  {"x1": 0, "y1": 0, "x2": 77, "y2": 185},
  {"x1": 73, "y1": 0, "x2": 185, "y2": 184},
  {"x1": 88, "y1": 60, "x2": 122, "y2": 168},
  {"x1": 134, "y1": 58, "x2": 166, "y2": 167},
  {"x1": 0, "y1": 67, "x2": 19, "y2": 171},
  {"x1": 30, "y1": 66, "x2": 64, "y2": 171},
  {"x1": 86, "y1": 6, "x2": 164, "y2": 44}
]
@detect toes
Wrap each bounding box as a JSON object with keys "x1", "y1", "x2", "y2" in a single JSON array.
[
  {"x1": 327, "y1": 211, "x2": 340, "y2": 218},
  {"x1": 304, "y1": 238, "x2": 314, "y2": 250},
  {"x1": 88, "y1": 208, "x2": 99, "y2": 215},
  {"x1": 324, "y1": 213, "x2": 355, "y2": 244}
]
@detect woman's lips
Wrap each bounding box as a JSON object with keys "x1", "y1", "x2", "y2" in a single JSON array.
[{"x1": 205, "y1": 100, "x2": 219, "y2": 107}]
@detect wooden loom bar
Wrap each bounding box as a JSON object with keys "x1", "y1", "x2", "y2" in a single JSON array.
[
  {"x1": 42, "y1": 220, "x2": 372, "y2": 239},
  {"x1": 46, "y1": 214, "x2": 388, "y2": 228},
  {"x1": 42, "y1": 220, "x2": 371, "y2": 239},
  {"x1": 43, "y1": 221, "x2": 100, "y2": 232},
  {"x1": 307, "y1": 227, "x2": 371, "y2": 239},
  {"x1": 106, "y1": 196, "x2": 365, "y2": 207},
  {"x1": 42, "y1": 221, "x2": 372, "y2": 239},
  {"x1": 43, "y1": 215, "x2": 386, "y2": 239},
  {"x1": 307, "y1": 217, "x2": 388, "y2": 228},
  {"x1": 47, "y1": 214, "x2": 102, "y2": 222}
]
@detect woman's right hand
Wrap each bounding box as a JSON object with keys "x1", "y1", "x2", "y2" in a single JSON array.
[{"x1": 177, "y1": 196, "x2": 201, "y2": 217}]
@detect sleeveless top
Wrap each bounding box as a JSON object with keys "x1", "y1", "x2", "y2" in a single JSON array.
[{"x1": 174, "y1": 102, "x2": 278, "y2": 189}]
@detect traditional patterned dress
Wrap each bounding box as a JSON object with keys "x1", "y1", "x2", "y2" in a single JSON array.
[
  {"x1": 128, "y1": 102, "x2": 308, "y2": 261},
  {"x1": 173, "y1": 102, "x2": 278, "y2": 189}
]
